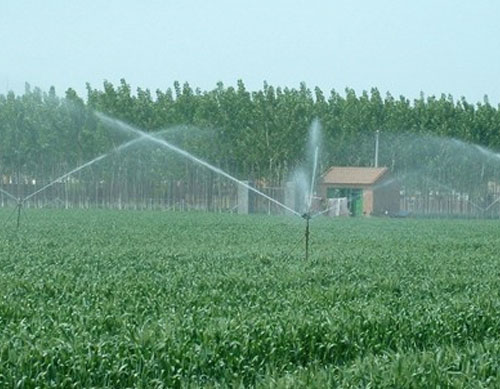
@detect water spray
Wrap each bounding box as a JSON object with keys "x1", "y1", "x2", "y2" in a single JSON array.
[
  {"x1": 23, "y1": 137, "x2": 144, "y2": 203},
  {"x1": 303, "y1": 145, "x2": 320, "y2": 260},
  {"x1": 0, "y1": 187, "x2": 18, "y2": 203},
  {"x1": 6, "y1": 135, "x2": 149, "y2": 228},
  {"x1": 97, "y1": 113, "x2": 329, "y2": 261},
  {"x1": 96, "y1": 113, "x2": 302, "y2": 217},
  {"x1": 307, "y1": 146, "x2": 319, "y2": 210}
]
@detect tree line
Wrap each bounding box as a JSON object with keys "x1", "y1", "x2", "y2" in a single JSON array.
[{"x1": 1, "y1": 79, "x2": 500, "y2": 187}]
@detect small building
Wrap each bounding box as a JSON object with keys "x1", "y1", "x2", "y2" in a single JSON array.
[{"x1": 319, "y1": 166, "x2": 399, "y2": 216}]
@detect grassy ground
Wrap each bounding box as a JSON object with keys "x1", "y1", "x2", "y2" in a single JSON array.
[{"x1": 1, "y1": 209, "x2": 500, "y2": 387}]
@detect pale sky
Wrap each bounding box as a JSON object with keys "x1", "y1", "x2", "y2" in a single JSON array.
[{"x1": 1, "y1": 0, "x2": 499, "y2": 104}]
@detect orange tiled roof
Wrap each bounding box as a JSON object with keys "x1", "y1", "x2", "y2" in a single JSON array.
[{"x1": 321, "y1": 166, "x2": 388, "y2": 185}]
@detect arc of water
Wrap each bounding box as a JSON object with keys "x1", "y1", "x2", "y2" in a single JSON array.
[
  {"x1": 23, "y1": 136, "x2": 145, "y2": 202},
  {"x1": 422, "y1": 177, "x2": 484, "y2": 212},
  {"x1": 375, "y1": 172, "x2": 489, "y2": 213},
  {"x1": 484, "y1": 197, "x2": 500, "y2": 211},
  {"x1": 307, "y1": 146, "x2": 319, "y2": 212},
  {"x1": 0, "y1": 187, "x2": 18, "y2": 202},
  {"x1": 97, "y1": 113, "x2": 302, "y2": 217},
  {"x1": 312, "y1": 204, "x2": 338, "y2": 219}
]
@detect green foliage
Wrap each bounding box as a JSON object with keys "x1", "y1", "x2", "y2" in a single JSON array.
[
  {"x1": 1, "y1": 211, "x2": 500, "y2": 386},
  {"x1": 1, "y1": 81, "x2": 500, "y2": 184}
]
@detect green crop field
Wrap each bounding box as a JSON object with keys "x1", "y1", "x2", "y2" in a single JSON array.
[{"x1": 2, "y1": 210, "x2": 500, "y2": 387}]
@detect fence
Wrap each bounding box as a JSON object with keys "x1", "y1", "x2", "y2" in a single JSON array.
[
  {"x1": 400, "y1": 191, "x2": 500, "y2": 218},
  {"x1": 0, "y1": 178, "x2": 289, "y2": 214},
  {"x1": 4, "y1": 178, "x2": 500, "y2": 218}
]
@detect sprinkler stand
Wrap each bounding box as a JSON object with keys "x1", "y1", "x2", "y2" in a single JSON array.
[
  {"x1": 302, "y1": 212, "x2": 311, "y2": 260},
  {"x1": 16, "y1": 199, "x2": 23, "y2": 229}
]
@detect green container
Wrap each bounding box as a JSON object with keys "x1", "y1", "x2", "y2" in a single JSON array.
[
  {"x1": 326, "y1": 187, "x2": 363, "y2": 216},
  {"x1": 352, "y1": 192, "x2": 363, "y2": 216}
]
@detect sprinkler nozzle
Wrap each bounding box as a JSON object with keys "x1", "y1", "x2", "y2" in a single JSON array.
[{"x1": 301, "y1": 212, "x2": 311, "y2": 220}]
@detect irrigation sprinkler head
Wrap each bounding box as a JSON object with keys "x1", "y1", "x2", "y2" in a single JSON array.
[{"x1": 301, "y1": 212, "x2": 312, "y2": 220}]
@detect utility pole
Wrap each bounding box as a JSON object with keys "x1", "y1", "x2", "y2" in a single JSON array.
[{"x1": 375, "y1": 130, "x2": 380, "y2": 168}]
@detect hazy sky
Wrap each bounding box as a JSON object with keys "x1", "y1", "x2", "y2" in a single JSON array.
[{"x1": 1, "y1": 0, "x2": 499, "y2": 104}]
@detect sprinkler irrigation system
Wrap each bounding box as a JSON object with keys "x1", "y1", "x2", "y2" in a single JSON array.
[
  {"x1": 0, "y1": 188, "x2": 23, "y2": 228},
  {"x1": 97, "y1": 113, "x2": 327, "y2": 259},
  {"x1": 1, "y1": 113, "x2": 327, "y2": 259},
  {"x1": 2, "y1": 197, "x2": 26, "y2": 229},
  {"x1": 2, "y1": 134, "x2": 150, "y2": 229},
  {"x1": 6, "y1": 112, "x2": 500, "y2": 259},
  {"x1": 302, "y1": 146, "x2": 320, "y2": 260},
  {"x1": 96, "y1": 113, "x2": 302, "y2": 217}
]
